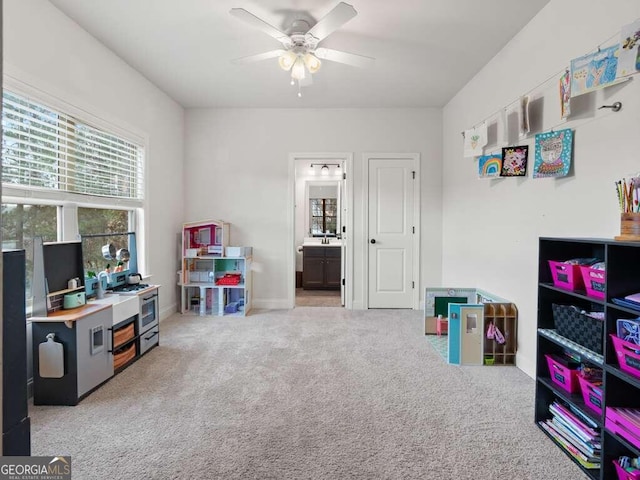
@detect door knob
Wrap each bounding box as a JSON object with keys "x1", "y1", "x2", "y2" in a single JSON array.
[{"x1": 370, "y1": 239, "x2": 376, "y2": 244}]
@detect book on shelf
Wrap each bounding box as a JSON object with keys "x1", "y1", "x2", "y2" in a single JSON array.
[
  {"x1": 549, "y1": 402, "x2": 599, "y2": 441},
  {"x1": 539, "y1": 421, "x2": 600, "y2": 469},
  {"x1": 550, "y1": 418, "x2": 600, "y2": 459}
]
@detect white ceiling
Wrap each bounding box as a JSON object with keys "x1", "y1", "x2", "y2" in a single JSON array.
[{"x1": 49, "y1": 0, "x2": 550, "y2": 108}]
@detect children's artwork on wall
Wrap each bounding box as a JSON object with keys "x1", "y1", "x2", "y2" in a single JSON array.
[
  {"x1": 559, "y1": 70, "x2": 571, "y2": 119},
  {"x1": 478, "y1": 154, "x2": 502, "y2": 178},
  {"x1": 618, "y1": 19, "x2": 640, "y2": 77},
  {"x1": 533, "y1": 129, "x2": 573, "y2": 178},
  {"x1": 463, "y1": 124, "x2": 488, "y2": 157},
  {"x1": 570, "y1": 45, "x2": 619, "y2": 97},
  {"x1": 519, "y1": 96, "x2": 530, "y2": 138},
  {"x1": 500, "y1": 146, "x2": 528, "y2": 177}
]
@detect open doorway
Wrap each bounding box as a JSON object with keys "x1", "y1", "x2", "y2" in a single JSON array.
[{"x1": 288, "y1": 153, "x2": 353, "y2": 309}]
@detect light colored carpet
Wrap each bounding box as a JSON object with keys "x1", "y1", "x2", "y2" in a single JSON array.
[{"x1": 29, "y1": 309, "x2": 586, "y2": 479}]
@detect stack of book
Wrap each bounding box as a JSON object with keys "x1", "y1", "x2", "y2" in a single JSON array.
[{"x1": 539, "y1": 401, "x2": 601, "y2": 469}]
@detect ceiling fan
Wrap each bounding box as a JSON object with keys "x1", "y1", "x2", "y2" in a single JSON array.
[{"x1": 230, "y1": 2, "x2": 374, "y2": 96}]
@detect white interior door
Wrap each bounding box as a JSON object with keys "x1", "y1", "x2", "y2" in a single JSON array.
[{"x1": 367, "y1": 157, "x2": 415, "y2": 308}]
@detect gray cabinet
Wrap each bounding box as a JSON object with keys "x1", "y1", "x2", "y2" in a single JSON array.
[
  {"x1": 302, "y1": 247, "x2": 341, "y2": 290},
  {"x1": 32, "y1": 307, "x2": 114, "y2": 406}
]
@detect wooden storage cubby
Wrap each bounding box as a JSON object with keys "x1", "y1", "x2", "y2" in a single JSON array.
[
  {"x1": 483, "y1": 302, "x2": 517, "y2": 365},
  {"x1": 535, "y1": 237, "x2": 640, "y2": 479}
]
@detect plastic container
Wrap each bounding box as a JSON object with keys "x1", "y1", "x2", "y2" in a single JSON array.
[
  {"x1": 545, "y1": 354, "x2": 580, "y2": 394},
  {"x1": 580, "y1": 265, "x2": 606, "y2": 300},
  {"x1": 578, "y1": 375, "x2": 603, "y2": 415},
  {"x1": 613, "y1": 460, "x2": 640, "y2": 480},
  {"x1": 611, "y1": 334, "x2": 640, "y2": 379},
  {"x1": 548, "y1": 260, "x2": 585, "y2": 291},
  {"x1": 606, "y1": 407, "x2": 640, "y2": 450}
]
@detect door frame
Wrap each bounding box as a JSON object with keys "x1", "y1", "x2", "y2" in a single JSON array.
[
  {"x1": 288, "y1": 152, "x2": 354, "y2": 309},
  {"x1": 362, "y1": 153, "x2": 421, "y2": 310}
]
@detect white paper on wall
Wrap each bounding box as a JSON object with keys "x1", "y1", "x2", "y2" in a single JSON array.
[{"x1": 463, "y1": 124, "x2": 488, "y2": 158}]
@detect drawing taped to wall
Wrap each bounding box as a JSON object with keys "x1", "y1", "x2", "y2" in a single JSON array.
[
  {"x1": 533, "y1": 129, "x2": 573, "y2": 178},
  {"x1": 478, "y1": 154, "x2": 502, "y2": 178},
  {"x1": 500, "y1": 146, "x2": 528, "y2": 177},
  {"x1": 559, "y1": 70, "x2": 571, "y2": 119},
  {"x1": 570, "y1": 45, "x2": 619, "y2": 97},
  {"x1": 463, "y1": 124, "x2": 488, "y2": 158},
  {"x1": 618, "y1": 19, "x2": 640, "y2": 76}
]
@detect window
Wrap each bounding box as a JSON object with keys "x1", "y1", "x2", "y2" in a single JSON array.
[
  {"x1": 1, "y1": 203, "x2": 58, "y2": 310},
  {"x1": 2, "y1": 90, "x2": 144, "y2": 201},
  {"x1": 1, "y1": 88, "x2": 146, "y2": 314},
  {"x1": 310, "y1": 198, "x2": 337, "y2": 235},
  {"x1": 78, "y1": 207, "x2": 131, "y2": 275}
]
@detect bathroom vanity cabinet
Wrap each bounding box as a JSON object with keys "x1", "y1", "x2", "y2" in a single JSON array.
[{"x1": 302, "y1": 246, "x2": 341, "y2": 290}]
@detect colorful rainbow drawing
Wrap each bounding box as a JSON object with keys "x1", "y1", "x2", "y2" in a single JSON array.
[{"x1": 478, "y1": 155, "x2": 502, "y2": 178}]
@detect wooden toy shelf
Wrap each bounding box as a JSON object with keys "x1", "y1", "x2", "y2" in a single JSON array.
[{"x1": 483, "y1": 303, "x2": 518, "y2": 365}]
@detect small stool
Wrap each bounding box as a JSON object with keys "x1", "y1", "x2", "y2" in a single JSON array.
[{"x1": 436, "y1": 315, "x2": 448, "y2": 336}]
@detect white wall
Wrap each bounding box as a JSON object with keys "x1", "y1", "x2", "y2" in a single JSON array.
[
  {"x1": 185, "y1": 108, "x2": 442, "y2": 309},
  {"x1": 442, "y1": 0, "x2": 640, "y2": 377},
  {"x1": 4, "y1": 0, "x2": 185, "y2": 316}
]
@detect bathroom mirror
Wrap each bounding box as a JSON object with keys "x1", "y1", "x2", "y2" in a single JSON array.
[{"x1": 305, "y1": 182, "x2": 340, "y2": 237}]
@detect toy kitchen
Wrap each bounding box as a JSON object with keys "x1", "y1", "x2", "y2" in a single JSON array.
[{"x1": 29, "y1": 232, "x2": 160, "y2": 406}]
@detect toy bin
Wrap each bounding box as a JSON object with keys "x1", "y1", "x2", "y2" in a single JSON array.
[
  {"x1": 611, "y1": 334, "x2": 640, "y2": 379},
  {"x1": 545, "y1": 354, "x2": 580, "y2": 394},
  {"x1": 578, "y1": 375, "x2": 603, "y2": 415},
  {"x1": 606, "y1": 407, "x2": 640, "y2": 450},
  {"x1": 548, "y1": 260, "x2": 585, "y2": 291},
  {"x1": 614, "y1": 460, "x2": 640, "y2": 480},
  {"x1": 580, "y1": 265, "x2": 606, "y2": 300},
  {"x1": 552, "y1": 304, "x2": 604, "y2": 354}
]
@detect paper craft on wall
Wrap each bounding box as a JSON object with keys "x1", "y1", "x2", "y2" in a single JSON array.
[
  {"x1": 559, "y1": 70, "x2": 571, "y2": 119},
  {"x1": 533, "y1": 129, "x2": 573, "y2": 178},
  {"x1": 618, "y1": 19, "x2": 640, "y2": 77},
  {"x1": 500, "y1": 146, "x2": 528, "y2": 177},
  {"x1": 463, "y1": 124, "x2": 488, "y2": 158},
  {"x1": 519, "y1": 96, "x2": 530, "y2": 138},
  {"x1": 570, "y1": 45, "x2": 619, "y2": 97},
  {"x1": 478, "y1": 154, "x2": 502, "y2": 178}
]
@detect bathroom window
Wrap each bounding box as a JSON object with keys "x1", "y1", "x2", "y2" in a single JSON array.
[{"x1": 310, "y1": 198, "x2": 337, "y2": 235}]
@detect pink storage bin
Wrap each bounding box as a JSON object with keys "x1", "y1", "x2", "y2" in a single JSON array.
[
  {"x1": 545, "y1": 354, "x2": 580, "y2": 394},
  {"x1": 578, "y1": 375, "x2": 603, "y2": 415},
  {"x1": 611, "y1": 334, "x2": 640, "y2": 380},
  {"x1": 580, "y1": 265, "x2": 606, "y2": 299},
  {"x1": 548, "y1": 260, "x2": 585, "y2": 291},
  {"x1": 614, "y1": 460, "x2": 640, "y2": 480},
  {"x1": 606, "y1": 407, "x2": 640, "y2": 450}
]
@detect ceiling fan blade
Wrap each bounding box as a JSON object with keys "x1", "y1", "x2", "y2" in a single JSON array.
[
  {"x1": 230, "y1": 8, "x2": 291, "y2": 45},
  {"x1": 314, "y1": 48, "x2": 374, "y2": 68},
  {"x1": 231, "y1": 50, "x2": 285, "y2": 64},
  {"x1": 305, "y1": 2, "x2": 357, "y2": 42}
]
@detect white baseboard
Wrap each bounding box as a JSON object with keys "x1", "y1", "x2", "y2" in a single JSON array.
[
  {"x1": 351, "y1": 301, "x2": 365, "y2": 310},
  {"x1": 160, "y1": 303, "x2": 177, "y2": 320},
  {"x1": 253, "y1": 298, "x2": 292, "y2": 310}
]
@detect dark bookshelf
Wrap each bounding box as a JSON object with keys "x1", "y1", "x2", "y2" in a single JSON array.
[{"x1": 536, "y1": 238, "x2": 640, "y2": 480}]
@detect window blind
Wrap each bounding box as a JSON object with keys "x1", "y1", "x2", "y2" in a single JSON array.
[{"x1": 2, "y1": 91, "x2": 144, "y2": 200}]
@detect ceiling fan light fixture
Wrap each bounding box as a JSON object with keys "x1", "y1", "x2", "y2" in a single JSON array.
[
  {"x1": 278, "y1": 50, "x2": 297, "y2": 71},
  {"x1": 304, "y1": 53, "x2": 322, "y2": 73},
  {"x1": 291, "y1": 57, "x2": 306, "y2": 80}
]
